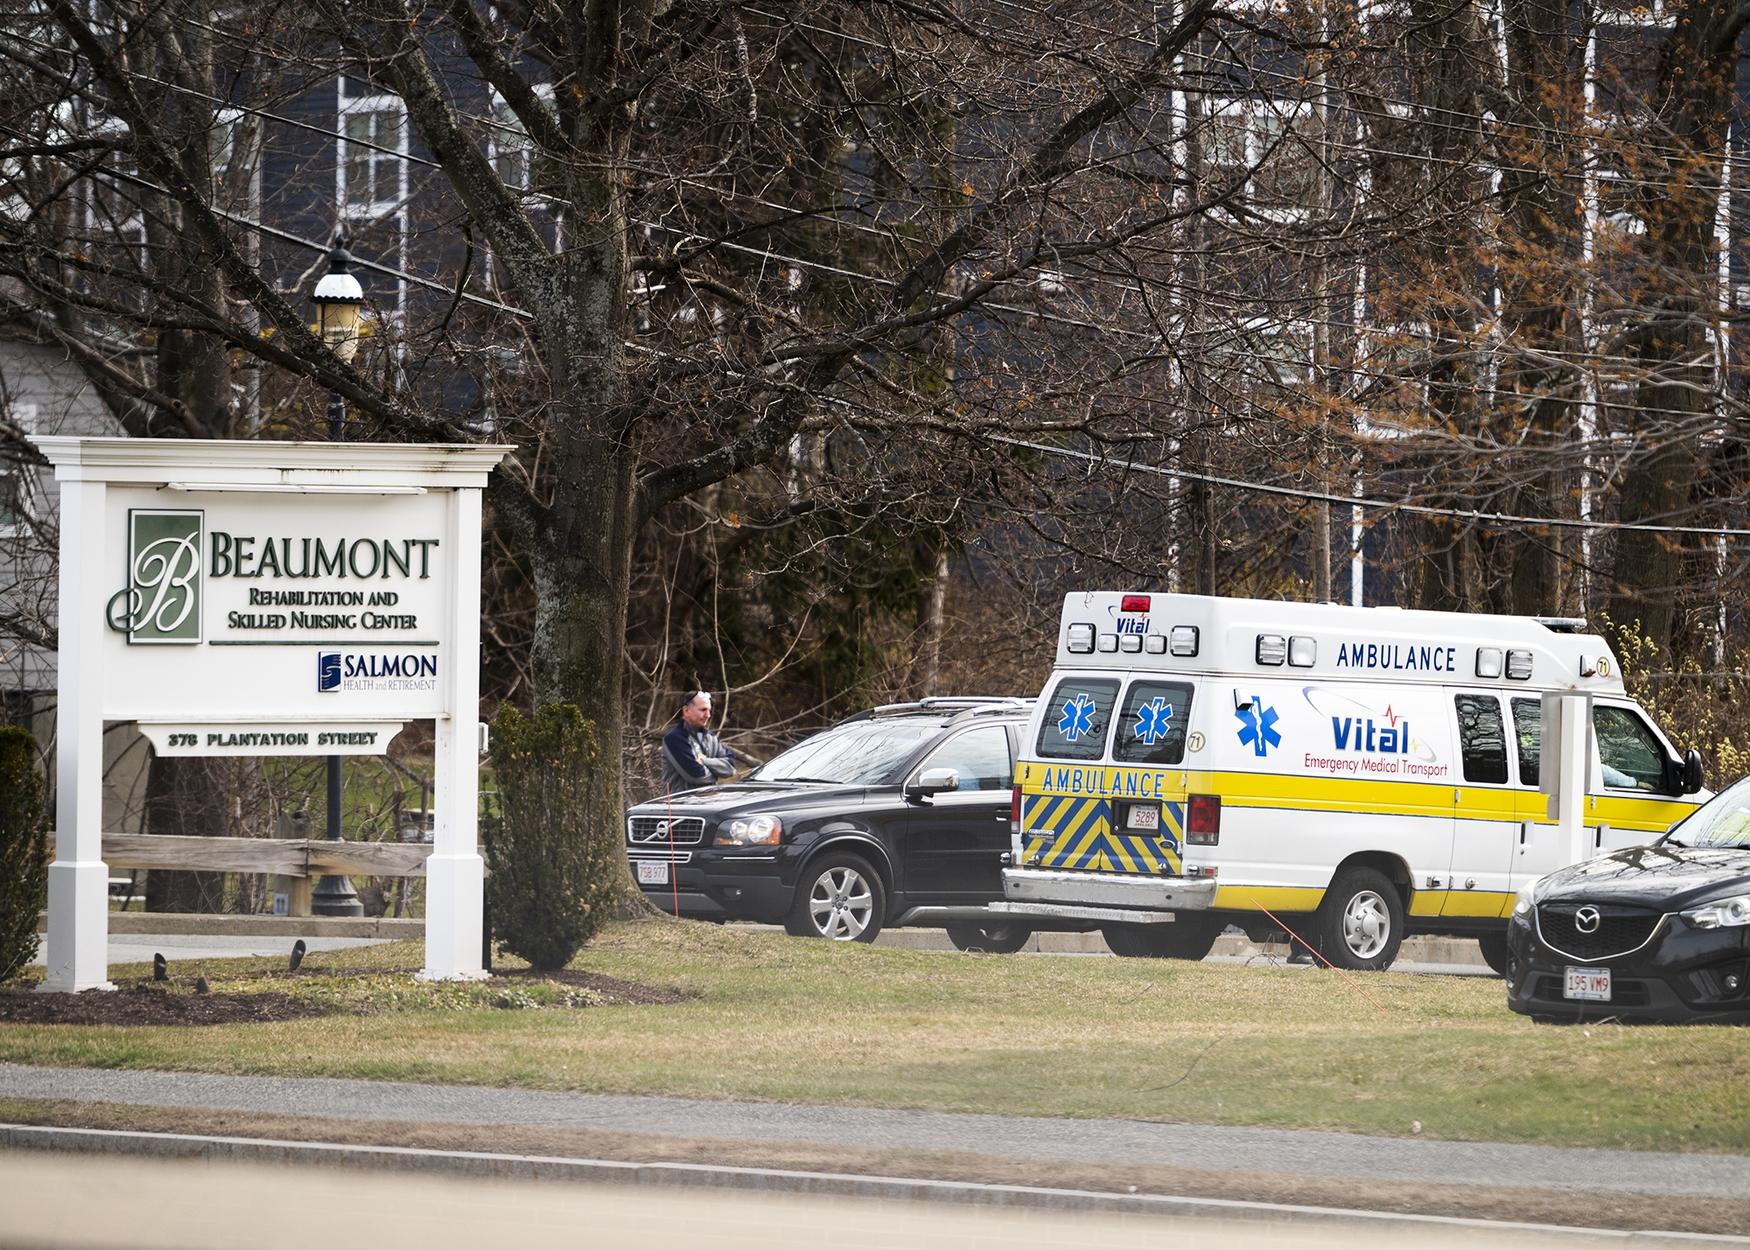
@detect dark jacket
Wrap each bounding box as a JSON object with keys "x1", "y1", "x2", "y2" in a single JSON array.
[{"x1": 661, "y1": 721, "x2": 736, "y2": 793}]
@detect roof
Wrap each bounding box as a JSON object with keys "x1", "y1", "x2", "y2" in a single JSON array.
[{"x1": 1053, "y1": 592, "x2": 1626, "y2": 694}]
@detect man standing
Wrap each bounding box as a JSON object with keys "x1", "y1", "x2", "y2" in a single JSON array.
[{"x1": 661, "y1": 690, "x2": 737, "y2": 792}]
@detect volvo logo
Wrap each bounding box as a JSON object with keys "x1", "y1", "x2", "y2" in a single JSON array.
[
  {"x1": 1574, "y1": 906, "x2": 1602, "y2": 934},
  {"x1": 630, "y1": 820, "x2": 671, "y2": 843}
]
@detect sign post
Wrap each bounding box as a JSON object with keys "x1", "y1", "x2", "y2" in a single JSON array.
[{"x1": 32, "y1": 437, "x2": 511, "y2": 991}]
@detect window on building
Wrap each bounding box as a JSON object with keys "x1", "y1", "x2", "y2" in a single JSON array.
[
  {"x1": 1455, "y1": 694, "x2": 1508, "y2": 784},
  {"x1": 1200, "y1": 99, "x2": 1315, "y2": 210},
  {"x1": 0, "y1": 403, "x2": 40, "y2": 538},
  {"x1": 339, "y1": 96, "x2": 406, "y2": 216}
]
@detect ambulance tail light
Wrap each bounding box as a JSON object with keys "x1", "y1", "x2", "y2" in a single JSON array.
[
  {"x1": 1121, "y1": 595, "x2": 1151, "y2": 613},
  {"x1": 1186, "y1": 793, "x2": 1221, "y2": 845},
  {"x1": 1010, "y1": 785, "x2": 1023, "y2": 836}
]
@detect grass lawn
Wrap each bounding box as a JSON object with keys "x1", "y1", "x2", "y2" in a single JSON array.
[{"x1": 1, "y1": 918, "x2": 1745, "y2": 1154}]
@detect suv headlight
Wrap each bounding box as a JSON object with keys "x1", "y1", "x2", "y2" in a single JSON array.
[
  {"x1": 1682, "y1": 893, "x2": 1750, "y2": 929},
  {"x1": 1513, "y1": 882, "x2": 1539, "y2": 917},
  {"x1": 715, "y1": 815, "x2": 782, "y2": 847}
]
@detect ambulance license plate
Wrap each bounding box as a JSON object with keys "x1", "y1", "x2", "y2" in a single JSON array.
[
  {"x1": 636, "y1": 861, "x2": 669, "y2": 886},
  {"x1": 1564, "y1": 967, "x2": 1611, "y2": 1002},
  {"x1": 1126, "y1": 806, "x2": 1159, "y2": 831}
]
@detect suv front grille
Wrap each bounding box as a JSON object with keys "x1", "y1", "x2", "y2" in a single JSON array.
[
  {"x1": 627, "y1": 815, "x2": 706, "y2": 846},
  {"x1": 1536, "y1": 903, "x2": 1664, "y2": 961}
]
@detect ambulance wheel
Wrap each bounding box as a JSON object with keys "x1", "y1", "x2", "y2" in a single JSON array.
[
  {"x1": 1477, "y1": 931, "x2": 1510, "y2": 978},
  {"x1": 1314, "y1": 868, "x2": 1404, "y2": 971},
  {"x1": 1102, "y1": 916, "x2": 1221, "y2": 960},
  {"x1": 945, "y1": 922, "x2": 1032, "y2": 954},
  {"x1": 784, "y1": 853, "x2": 884, "y2": 942}
]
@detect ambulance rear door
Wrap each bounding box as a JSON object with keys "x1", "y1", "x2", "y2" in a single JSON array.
[{"x1": 1017, "y1": 672, "x2": 1195, "y2": 876}]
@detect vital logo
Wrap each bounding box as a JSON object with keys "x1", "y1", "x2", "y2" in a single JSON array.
[
  {"x1": 107, "y1": 510, "x2": 203, "y2": 644},
  {"x1": 1235, "y1": 697, "x2": 1281, "y2": 757},
  {"x1": 1331, "y1": 705, "x2": 1410, "y2": 754},
  {"x1": 315, "y1": 651, "x2": 439, "y2": 693}
]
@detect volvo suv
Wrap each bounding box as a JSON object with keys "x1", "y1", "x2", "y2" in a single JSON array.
[{"x1": 625, "y1": 698, "x2": 1066, "y2": 949}]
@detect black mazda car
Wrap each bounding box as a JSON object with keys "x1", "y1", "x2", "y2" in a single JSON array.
[
  {"x1": 625, "y1": 698, "x2": 1067, "y2": 950},
  {"x1": 1506, "y1": 775, "x2": 1750, "y2": 1023}
]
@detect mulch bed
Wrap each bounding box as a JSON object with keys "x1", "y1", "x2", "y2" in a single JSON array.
[
  {"x1": 0, "y1": 982, "x2": 326, "y2": 1026},
  {"x1": 0, "y1": 967, "x2": 689, "y2": 1026}
]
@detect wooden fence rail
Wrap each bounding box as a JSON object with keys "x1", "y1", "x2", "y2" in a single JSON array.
[{"x1": 95, "y1": 834, "x2": 434, "y2": 917}]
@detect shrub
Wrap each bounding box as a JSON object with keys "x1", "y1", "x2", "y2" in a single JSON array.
[
  {"x1": 0, "y1": 726, "x2": 49, "y2": 983},
  {"x1": 483, "y1": 704, "x2": 619, "y2": 970}
]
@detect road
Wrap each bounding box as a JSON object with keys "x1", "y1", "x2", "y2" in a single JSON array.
[
  {"x1": 0, "y1": 1064, "x2": 1742, "y2": 1202},
  {"x1": 5, "y1": 1150, "x2": 1715, "y2": 1250}
]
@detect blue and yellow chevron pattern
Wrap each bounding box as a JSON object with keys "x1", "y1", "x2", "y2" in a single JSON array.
[{"x1": 1022, "y1": 794, "x2": 1183, "y2": 874}]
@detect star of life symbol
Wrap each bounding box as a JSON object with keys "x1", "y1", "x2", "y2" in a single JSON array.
[
  {"x1": 1235, "y1": 697, "x2": 1281, "y2": 757},
  {"x1": 1133, "y1": 696, "x2": 1175, "y2": 746},
  {"x1": 1057, "y1": 692, "x2": 1097, "y2": 742}
]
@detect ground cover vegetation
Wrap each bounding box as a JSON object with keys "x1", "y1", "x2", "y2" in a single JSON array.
[
  {"x1": 0, "y1": 922, "x2": 1744, "y2": 1155},
  {"x1": 6, "y1": 0, "x2": 1750, "y2": 914}
]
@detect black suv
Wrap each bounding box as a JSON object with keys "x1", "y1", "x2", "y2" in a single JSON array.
[{"x1": 625, "y1": 698, "x2": 1061, "y2": 949}]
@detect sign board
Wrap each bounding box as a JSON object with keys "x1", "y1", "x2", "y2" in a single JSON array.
[{"x1": 31, "y1": 438, "x2": 511, "y2": 992}]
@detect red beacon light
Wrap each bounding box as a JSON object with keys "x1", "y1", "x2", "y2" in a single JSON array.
[{"x1": 1120, "y1": 594, "x2": 1151, "y2": 613}]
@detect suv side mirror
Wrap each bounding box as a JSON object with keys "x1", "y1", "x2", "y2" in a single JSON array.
[
  {"x1": 1682, "y1": 749, "x2": 1704, "y2": 795},
  {"x1": 906, "y1": 767, "x2": 960, "y2": 801}
]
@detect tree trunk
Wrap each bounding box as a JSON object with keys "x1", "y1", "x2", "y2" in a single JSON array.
[
  {"x1": 1606, "y1": 0, "x2": 1741, "y2": 657},
  {"x1": 142, "y1": 756, "x2": 227, "y2": 913}
]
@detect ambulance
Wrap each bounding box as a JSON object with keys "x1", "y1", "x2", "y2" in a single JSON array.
[{"x1": 993, "y1": 592, "x2": 1706, "y2": 971}]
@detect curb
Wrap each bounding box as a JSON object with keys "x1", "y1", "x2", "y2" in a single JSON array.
[{"x1": 1, "y1": 1123, "x2": 1739, "y2": 1245}]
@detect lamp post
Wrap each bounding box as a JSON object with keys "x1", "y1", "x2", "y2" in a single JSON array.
[{"x1": 310, "y1": 233, "x2": 365, "y2": 918}]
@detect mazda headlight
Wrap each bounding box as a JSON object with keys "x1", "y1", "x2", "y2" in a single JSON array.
[
  {"x1": 714, "y1": 815, "x2": 783, "y2": 847},
  {"x1": 1512, "y1": 882, "x2": 1539, "y2": 917},
  {"x1": 1682, "y1": 893, "x2": 1750, "y2": 929}
]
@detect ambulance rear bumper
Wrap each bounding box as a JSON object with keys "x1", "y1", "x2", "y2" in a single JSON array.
[{"x1": 998, "y1": 867, "x2": 1217, "y2": 919}]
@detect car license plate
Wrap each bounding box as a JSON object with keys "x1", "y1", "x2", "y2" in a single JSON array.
[
  {"x1": 1564, "y1": 966, "x2": 1611, "y2": 1002},
  {"x1": 1126, "y1": 806, "x2": 1159, "y2": 831},
  {"x1": 636, "y1": 860, "x2": 669, "y2": 886}
]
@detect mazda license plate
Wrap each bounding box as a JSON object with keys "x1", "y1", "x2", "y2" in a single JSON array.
[
  {"x1": 1563, "y1": 966, "x2": 1611, "y2": 1002},
  {"x1": 636, "y1": 860, "x2": 669, "y2": 886}
]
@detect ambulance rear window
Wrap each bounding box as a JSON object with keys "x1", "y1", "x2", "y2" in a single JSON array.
[
  {"x1": 1113, "y1": 680, "x2": 1195, "y2": 766},
  {"x1": 1036, "y1": 677, "x2": 1119, "y2": 760}
]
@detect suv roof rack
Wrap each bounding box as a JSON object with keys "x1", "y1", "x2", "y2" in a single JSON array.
[{"x1": 842, "y1": 697, "x2": 1033, "y2": 724}]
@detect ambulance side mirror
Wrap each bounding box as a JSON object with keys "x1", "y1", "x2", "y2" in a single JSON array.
[{"x1": 1680, "y1": 750, "x2": 1704, "y2": 795}]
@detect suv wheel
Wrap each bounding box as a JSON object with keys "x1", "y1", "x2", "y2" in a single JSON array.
[
  {"x1": 1102, "y1": 915, "x2": 1222, "y2": 960},
  {"x1": 1313, "y1": 867, "x2": 1404, "y2": 971},
  {"x1": 945, "y1": 921, "x2": 1032, "y2": 954},
  {"x1": 785, "y1": 853, "x2": 884, "y2": 942}
]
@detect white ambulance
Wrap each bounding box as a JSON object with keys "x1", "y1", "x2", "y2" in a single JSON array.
[{"x1": 994, "y1": 592, "x2": 1706, "y2": 971}]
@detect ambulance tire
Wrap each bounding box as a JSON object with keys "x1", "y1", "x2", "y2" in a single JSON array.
[
  {"x1": 1101, "y1": 916, "x2": 1222, "y2": 960},
  {"x1": 1314, "y1": 868, "x2": 1404, "y2": 971},
  {"x1": 1477, "y1": 931, "x2": 1510, "y2": 978},
  {"x1": 945, "y1": 922, "x2": 1033, "y2": 954}
]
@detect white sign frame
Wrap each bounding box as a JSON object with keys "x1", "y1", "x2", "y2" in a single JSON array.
[{"x1": 32, "y1": 437, "x2": 511, "y2": 991}]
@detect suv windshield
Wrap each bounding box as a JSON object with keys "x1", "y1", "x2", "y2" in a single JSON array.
[
  {"x1": 751, "y1": 720, "x2": 940, "y2": 785},
  {"x1": 1665, "y1": 775, "x2": 1750, "y2": 849}
]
